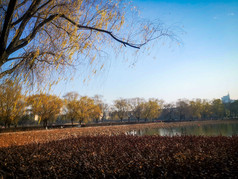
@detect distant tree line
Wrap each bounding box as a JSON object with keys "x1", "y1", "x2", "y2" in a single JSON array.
[
  {"x1": 0, "y1": 79, "x2": 238, "y2": 128},
  {"x1": 161, "y1": 98, "x2": 238, "y2": 121}
]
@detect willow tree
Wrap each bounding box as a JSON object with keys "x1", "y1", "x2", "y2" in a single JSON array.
[
  {"x1": 142, "y1": 99, "x2": 161, "y2": 122},
  {"x1": 0, "y1": 79, "x2": 25, "y2": 127},
  {"x1": 0, "y1": 0, "x2": 172, "y2": 87},
  {"x1": 114, "y1": 98, "x2": 129, "y2": 122},
  {"x1": 27, "y1": 93, "x2": 63, "y2": 127},
  {"x1": 77, "y1": 96, "x2": 101, "y2": 125},
  {"x1": 129, "y1": 97, "x2": 145, "y2": 122},
  {"x1": 63, "y1": 91, "x2": 80, "y2": 126}
]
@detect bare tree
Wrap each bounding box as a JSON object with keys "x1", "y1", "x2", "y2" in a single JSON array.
[
  {"x1": 162, "y1": 103, "x2": 176, "y2": 121},
  {"x1": 129, "y1": 97, "x2": 145, "y2": 122},
  {"x1": 114, "y1": 98, "x2": 129, "y2": 122},
  {"x1": 176, "y1": 99, "x2": 189, "y2": 121}
]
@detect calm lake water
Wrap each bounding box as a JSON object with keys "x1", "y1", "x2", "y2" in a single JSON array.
[{"x1": 126, "y1": 122, "x2": 238, "y2": 136}]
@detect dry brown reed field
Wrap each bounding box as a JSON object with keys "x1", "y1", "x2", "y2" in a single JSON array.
[
  {"x1": 0, "y1": 120, "x2": 237, "y2": 148},
  {"x1": 0, "y1": 120, "x2": 238, "y2": 178}
]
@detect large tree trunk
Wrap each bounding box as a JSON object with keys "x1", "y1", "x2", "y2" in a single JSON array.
[{"x1": 0, "y1": 0, "x2": 17, "y2": 73}]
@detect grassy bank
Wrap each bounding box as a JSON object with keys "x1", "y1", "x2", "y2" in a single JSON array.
[{"x1": 1, "y1": 135, "x2": 238, "y2": 178}]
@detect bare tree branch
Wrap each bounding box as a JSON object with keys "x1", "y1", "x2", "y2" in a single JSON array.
[
  {"x1": 60, "y1": 15, "x2": 141, "y2": 49},
  {"x1": 8, "y1": 14, "x2": 60, "y2": 54},
  {"x1": 7, "y1": 0, "x2": 42, "y2": 51},
  {"x1": 0, "y1": 0, "x2": 17, "y2": 50},
  {"x1": 16, "y1": 0, "x2": 29, "y2": 9},
  {"x1": 9, "y1": 11, "x2": 146, "y2": 56},
  {"x1": 51, "y1": 21, "x2": 71, "y2": 36},
  {"x1": 0, "y1": 58, "x2": 25, "y2": 78},
  {"x1": 11, "y1": 0, "x2": 50, "y2": 27}
]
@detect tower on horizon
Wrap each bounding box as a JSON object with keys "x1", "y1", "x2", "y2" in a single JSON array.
[{"x1": 221, "y1": 93, "x2": 231, "y2": 103}]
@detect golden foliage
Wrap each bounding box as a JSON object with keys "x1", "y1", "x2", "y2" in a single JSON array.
[
  {"x1": 142, "y1": 99, "x2": 161, "y2": 121},
  {"x1": 0, "y1": 79, "x2": 25, "y2": 127},
  {"x1": 64, "y1": 93, "x2": 101, "y2": 125},
  {"x1": 77, "y1": 96, "x2": 101, "y2": 124},
  {"x1": 27, "y1": 93, "x2": 63, "y2": 127}
]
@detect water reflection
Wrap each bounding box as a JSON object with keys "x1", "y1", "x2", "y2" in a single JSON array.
[{"x1": 126, "y1": 123, "x2": 238, "y2": 137}]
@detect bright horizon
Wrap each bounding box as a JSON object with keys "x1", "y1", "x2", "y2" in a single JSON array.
[{"x1": 48, "y1": 0, "x2": 238, "y2": 104}]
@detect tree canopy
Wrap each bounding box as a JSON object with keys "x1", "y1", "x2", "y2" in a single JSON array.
[
  {"x1": 114, "y1": 98, "x2": 129, "y2": 122},
  {"x1": 0, "y1": 0, "x2": 171, "y2": 88},
  {"x1": 142, "y1": 99, "x2": 161, "y2": 121},
  {"x1": 1, "y1": 87, "x2": 237, "y2": 127},
  {"x1": 77, "y1": 96, "x2": 101, "y2": 125},
  {"x1": 0, "y1": 79, "x2": 25, "y2": 127},
  {"x1": 27, "y1": 93, "x2": 63, "y2": 127}
]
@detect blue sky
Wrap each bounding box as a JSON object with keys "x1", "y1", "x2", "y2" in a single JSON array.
[{"x1": 52, "y1": 0, "x2": 238, "y2": 104}]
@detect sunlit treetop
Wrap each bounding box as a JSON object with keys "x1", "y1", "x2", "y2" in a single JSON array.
[{"x1": 0, "y1": 0, "x2": 174, "y2": 90}]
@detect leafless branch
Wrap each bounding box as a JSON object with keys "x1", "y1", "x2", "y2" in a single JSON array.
[
  {"x1": 7, "y1": 0, "x2": 42, "y2": 51},
  {"x1": 61, "y1": 14, "x2": 141, "y2": 49},
  {"x1": 8, "y1": 14, "x2": 60, "y2": 54},
  {"x1": 50, "y1": 21, "x2": 71, "y2": 36},
  {"x1": 11, "y1": 0, "x2": 51, "y2": 27},
  {"x1": 16, "y1": 0, "x2": 29, "y2": 9},
  {"x1": 0, "y1": 0, "x2": 17, "y2": 50},
  {"x1": 0, "y1": 58, "x2": 25, "y2": 78}
]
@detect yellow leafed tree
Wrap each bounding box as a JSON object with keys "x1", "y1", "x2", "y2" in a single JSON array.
[
  {"x1": 63, "y1": 91, "x2": 80, "y2": 126},
  {"x1": 0, "y1": 79, "x2": 25, "y2": 127},
  {"x1": 189, "y1": 99, "x2": 202, "y2": 120},
  {"x1": 27, "y1": 93, "x2": 63, "y2": 127},
  {"x1": 77, "y1": 96, "x2": 101, "y2": 125},
  {"x1": 142, "y1": 99, "x2": 161, "y2": 122}
]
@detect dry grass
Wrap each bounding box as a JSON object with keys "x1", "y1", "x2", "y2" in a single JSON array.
[
  {"x1": 1, "y1": 120, "x2": 237, "y2": 148},
  {"x1": 0, "y1": 135, "x2": 238, "y2": 178}
]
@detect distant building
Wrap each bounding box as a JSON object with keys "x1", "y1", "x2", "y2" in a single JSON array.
[
  {"x1": 222, "y1": 93, "x2": 231, "y2": 103},
  {"x1": 221, "y1": 93, "x2": 235, "y2": 103}
]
